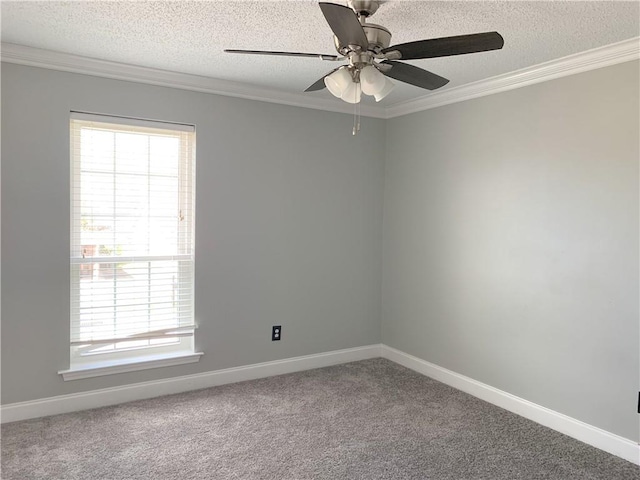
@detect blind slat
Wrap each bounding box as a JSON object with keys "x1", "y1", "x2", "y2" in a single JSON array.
[
  {"x1": 71, "y1": 254, "x2": 192, "y2": 264},
  {"x1": 70, "y1": 326, "x2": 197, "y2": 346}
]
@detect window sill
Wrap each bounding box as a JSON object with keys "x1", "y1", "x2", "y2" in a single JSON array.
[{"x1": 58, "y1": 352, "x2": 204, "y2": 381}]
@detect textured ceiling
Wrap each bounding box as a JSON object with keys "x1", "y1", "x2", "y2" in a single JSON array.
[{"x1": 1, "y1": 1, "x2": 639, "y2": 106}]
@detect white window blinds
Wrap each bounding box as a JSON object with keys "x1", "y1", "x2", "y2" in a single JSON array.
[{"x1": 70, "y1": 113, "x2": 195, "y2": 363}]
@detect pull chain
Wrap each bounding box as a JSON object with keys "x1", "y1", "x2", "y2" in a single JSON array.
[
  {"x1": 352, "y1": 102, "x2": 357, "y2": 136},
  {"x1": 352, "y1": 89, "x2": 361, "y2": 136}
]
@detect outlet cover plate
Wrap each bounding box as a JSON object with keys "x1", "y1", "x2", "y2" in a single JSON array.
[{"x1": 272, "y1": 325, "x2": 282, "y2": 341}]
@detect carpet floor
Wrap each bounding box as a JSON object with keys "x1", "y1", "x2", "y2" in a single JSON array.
[{"x1": 2, "y1": 358, "x2": 638, "y2": 479}]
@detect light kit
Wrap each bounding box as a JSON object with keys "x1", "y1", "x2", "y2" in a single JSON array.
[{"x1": 324, "y1": 63, "x2": 393, "y2": 104}]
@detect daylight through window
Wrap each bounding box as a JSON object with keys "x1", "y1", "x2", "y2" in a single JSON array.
[{"x1": 70, "y1": 112, "x2": 195, "y2": 368}]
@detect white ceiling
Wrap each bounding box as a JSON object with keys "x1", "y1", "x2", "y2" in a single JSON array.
[{"x1": 1, "y1": 1, "x2": 638, "y2": 106}]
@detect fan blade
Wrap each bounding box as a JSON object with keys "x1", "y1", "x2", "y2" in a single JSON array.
[
  {"x1": 380, "y1": 61, "x2": 449, "y2": 90},
  {"x1": 319, "y1": 2, "x2": 368, "y2": 50},
  {"x1": 383, "y1": 32, "x2": 504, "y2": 60},
  {"x1": 224, "y1": 49, "x2": 339, "y2": 61},
  {"x1": 304, "y1": 68, "x2": 341, "y2": 92}
]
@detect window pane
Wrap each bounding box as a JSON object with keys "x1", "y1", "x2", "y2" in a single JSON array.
[
  {"x1": 149, "y1": 176, "x2": 178, "y2": 217},
  {"x1": 150, "y1": 136, "x2": 180, "y2": 176},
  {"x1": 149, "y1": 218, "x2": 178, "y2": 255},
  {"x1": 80, "y1": 216, "x2": 114, "y2": 254},
  {"x1": 81, "y1": 129, "x2": 114, "y2": 172},
  {"x1": 81, "y1": 172, "x2": 114, "y2": 217},
  {"x1": 115, "y1": 173, "x2": 147, "y2": 218},
  {"x1": 115, "y1": 132, "x2": 149, "y2": 174},
  {"x1": 73, "y1": 259, "x2": 190, "y2": 341}
]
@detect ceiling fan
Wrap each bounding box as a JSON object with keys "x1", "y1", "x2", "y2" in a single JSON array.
[{"x1": 225, "y1": 0, "x2": 504, "y2": 105}]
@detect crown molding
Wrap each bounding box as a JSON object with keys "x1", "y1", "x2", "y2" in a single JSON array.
[
  {"x1": 2, "y1": 38, "x2": 638, "y2": 120},
  {"x1": 0, "y1": 43, "x2": 387, "y2": 119},
  {"x1": 385, "y1": 36, "x2": 640, "y2": 118}
]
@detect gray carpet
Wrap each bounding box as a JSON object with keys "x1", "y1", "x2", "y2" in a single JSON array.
[{"x1": 2, "y1": 358, "x2": 638, "y2": 479}]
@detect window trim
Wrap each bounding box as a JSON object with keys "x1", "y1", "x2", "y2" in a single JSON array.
[{"x1": 66, "y1": 112, "x2": 198, "y2": 378}]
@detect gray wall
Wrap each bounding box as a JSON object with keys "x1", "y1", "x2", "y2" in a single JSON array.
[
  {"x1": 1, "y1": 63, "x2": 385, "y2": 404},
  {"x1": 382, "y1": 61, "x2": 639, "y2": 441},
  {"x1": 3, "y1": 59, "x2": 639, "y2": 444}
]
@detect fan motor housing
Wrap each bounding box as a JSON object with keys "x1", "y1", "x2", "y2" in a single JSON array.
[
  {"x1": 333, "y1": 23, "x2": 391, "y2": 54},
  {"x1": 363, "y1": 23, "x2": 392, "y2": 50}
]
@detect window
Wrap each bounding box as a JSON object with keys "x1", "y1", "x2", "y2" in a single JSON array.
[{"x1": 66, "y1": 112, "x2": 199, "y2": 378}]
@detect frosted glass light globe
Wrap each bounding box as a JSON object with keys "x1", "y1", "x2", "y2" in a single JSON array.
[
  {"x1": 341, "y1": 82, "x2": 362, "y2": 104},
  {"x1": 374, "y1": 77, "x2": 395, "y2": 102},
  {"x1": 324, "y1": 68, "x2": 352, "y2": 98},
  {"x1": 360, "y1": 65, "x2": 386, "y2": 96}
]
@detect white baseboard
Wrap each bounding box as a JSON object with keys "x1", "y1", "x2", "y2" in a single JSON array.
[
  {"x1": 3, "y1": 342, "x2": 637, "y2": 466},
  {"x1": 380, "y1": 344, "x2": 640, "y2": 466},
  {"x1": 1, "y1": 344, "x2": 382, "y2": 424}
]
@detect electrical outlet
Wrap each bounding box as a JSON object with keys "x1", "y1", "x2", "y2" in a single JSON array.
[{"x1": 272, "y1": 325, "x2": 282, "y2": 341}]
